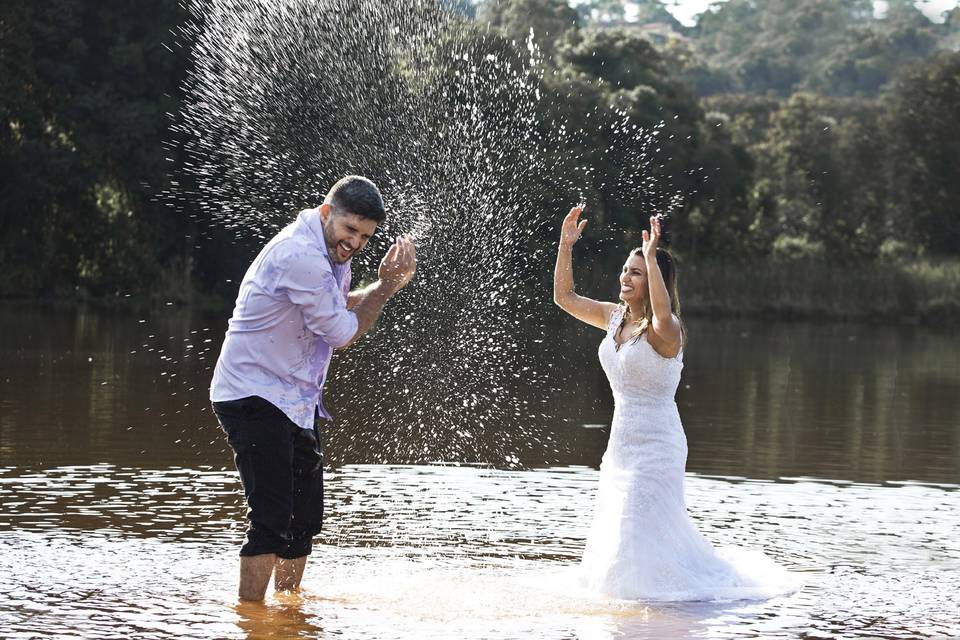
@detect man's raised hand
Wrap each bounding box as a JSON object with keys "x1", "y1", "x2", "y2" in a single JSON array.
[{"x1": 379, "y1": 234, "x2": 417, "y2": 291}]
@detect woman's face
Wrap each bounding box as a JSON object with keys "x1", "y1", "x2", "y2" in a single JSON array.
[{"x1": 618, "y1": 253, "x2": 647, "y2": 306}]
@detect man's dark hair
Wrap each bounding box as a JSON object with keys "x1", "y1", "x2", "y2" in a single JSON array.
[{"x1": 325, "y1": 175, "x2": 386, "y2": 223}]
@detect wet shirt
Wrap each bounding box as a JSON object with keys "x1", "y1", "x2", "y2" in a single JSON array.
[{"x1": 210, "y1": 208, "x2": 357, "y2": 429}]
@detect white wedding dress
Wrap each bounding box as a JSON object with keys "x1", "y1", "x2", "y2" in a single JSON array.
[{"x1": 580, "y1": 307, "x2": 798, "y2": 602}]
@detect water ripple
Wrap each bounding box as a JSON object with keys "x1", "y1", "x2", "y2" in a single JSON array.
[{"x1": 0, "y1": 464, "x2": 957, "y2": 638}]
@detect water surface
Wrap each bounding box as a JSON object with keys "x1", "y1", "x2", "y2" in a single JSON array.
[{"x1": 0, "y1": 305, "x2": 957, "y2": 638}]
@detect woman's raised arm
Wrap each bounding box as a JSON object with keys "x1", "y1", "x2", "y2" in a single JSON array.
[
  {"x1": 553, "y1": 206, "x2": 617, "y2": 330},
  {"x1": 642, "y1": 215, "x2": 682, "y2": 353}
]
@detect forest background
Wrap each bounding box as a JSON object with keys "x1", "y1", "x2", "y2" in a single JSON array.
[{"x1": 2, "y1": 0, "x2": 958, "y2": 323}]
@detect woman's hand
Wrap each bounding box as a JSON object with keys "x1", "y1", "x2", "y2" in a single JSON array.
[
  {"x1": 641, "y1": 214, "x2": 661, "y2": 261},
  {"x1": 560, "y1": 206, "x2": 587, "y2": 248}
]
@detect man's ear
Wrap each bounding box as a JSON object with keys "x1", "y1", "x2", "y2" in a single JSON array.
[{"x1": 319, "y1": 202, "x2": 332, "y2": 223}]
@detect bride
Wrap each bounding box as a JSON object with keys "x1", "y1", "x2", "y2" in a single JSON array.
[{"x1": 553, "y1": 206, "x2": 796, "y2": 602}]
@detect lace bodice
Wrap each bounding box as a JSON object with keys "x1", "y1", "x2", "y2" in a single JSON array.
[{"x1": 598, "y1": 306, "x2": 683, "y2": 403}]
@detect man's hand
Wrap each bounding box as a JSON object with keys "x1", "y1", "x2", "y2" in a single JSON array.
[{"x1": 378, "y1": 234, "x2": 417, "y2": 291}]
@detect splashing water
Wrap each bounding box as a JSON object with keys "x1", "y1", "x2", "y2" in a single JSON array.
[{"x1": 166, "y1": 0, "x2": 682, "y2": 465}]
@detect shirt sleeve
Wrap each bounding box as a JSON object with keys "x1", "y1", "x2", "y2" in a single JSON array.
[{"x1": 277, "y1": 252, "x2": 358, "y2": 349}]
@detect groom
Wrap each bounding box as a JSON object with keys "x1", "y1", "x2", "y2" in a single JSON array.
[{"x1": 210, "y1": 175, "x2": 416, "y2": 601}]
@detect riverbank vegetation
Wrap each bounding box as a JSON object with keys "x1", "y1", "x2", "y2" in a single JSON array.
[
  {"x1": 681, "y1": 258, "x2": 960, "y2": 324},
  {"x1": 1, "y1": 0, "x2": 958, "y2": 323}
]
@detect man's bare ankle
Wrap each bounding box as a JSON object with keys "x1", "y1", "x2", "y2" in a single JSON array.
[{"x1": 274, "y1": 555, "x2": 308, "y2": 592}]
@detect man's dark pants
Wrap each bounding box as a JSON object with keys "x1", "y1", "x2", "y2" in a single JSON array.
[{"x1": 212, "y1": 396, "x2": 324, "y2": 558}]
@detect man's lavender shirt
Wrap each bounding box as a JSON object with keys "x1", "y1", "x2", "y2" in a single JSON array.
[{"x1": 210, "y1": 208, "x2": 358, "y2": 430}]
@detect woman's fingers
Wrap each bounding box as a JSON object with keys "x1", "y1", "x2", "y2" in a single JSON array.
[
  {"x1": 646, "y1": 215, "x2": 660, "y2": 247},
  {"x1": 561, "y1": 205, "x2": 585, "y2": 244}
]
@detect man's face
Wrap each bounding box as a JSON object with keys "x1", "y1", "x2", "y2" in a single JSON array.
[{"x1": 319, "y1": 204, "x2": 378, "y2": 263}]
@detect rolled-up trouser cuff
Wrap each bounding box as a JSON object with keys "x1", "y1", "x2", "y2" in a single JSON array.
[
  {"x1": 277, "y1": 535, "x2": 314, "y2": 559},
  {"x1": 239, "y1": 530, "x2": 314, "y2": 558},
  {"x1": 239, "y1": 523, "x2": 294, "y2": 557}
]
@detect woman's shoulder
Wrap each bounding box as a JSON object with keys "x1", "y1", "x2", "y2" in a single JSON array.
[{"x1": 645, "y1": 313, "x2": 685, "y2": 359}]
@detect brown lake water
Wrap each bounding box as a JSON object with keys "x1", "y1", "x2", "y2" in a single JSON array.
[{"x1": 0, "y1": 304, "x2": 958, "y2": 639}]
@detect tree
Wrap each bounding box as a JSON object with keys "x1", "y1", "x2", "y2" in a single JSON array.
[
  {"x1": 884, "y1": 51, "x2": 960, "y2": 255},
  {"x1": 692, "y1": 0, "x2": 946, "y2": 97},
  {"x1": 477, "y1": 0, "x2": 580, "y2": 58},
  {"x1": 545, "y1": 27, "x2": 754, "y2": 259},
  {"x1": 0, "y1": 1, "x2": 185, "y2": 297},
  {"x1": 580, "y1": 0, "x2": 626, "y2": 25},
  {"x1": 942, "y1": 5, "x2": 960, "y2": 51},
  {"x1": 628, "y1": 0, "x2": 685, "y2": 31},
  {"x1": 810, "y1": 0, "x2": 940, "y2": 96}
]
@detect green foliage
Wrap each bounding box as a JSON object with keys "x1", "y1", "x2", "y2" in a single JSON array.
[
  {"x1": 683, "y1": 257, "x2": 960, "y2": 322},
  {"x1": 2, "y1": 0, "x2": 959, "y2": 306},
  {"x1": 0, "y1": 0, "x2": 186, "y2": 297},
  {"x1": 659, "y1": 37, "x2": 738, "y2": 96},
  {"x1": 883, "y1": 51, "x2": 960, "y2": 256},
  {"x1": 771, "y1": 235, "x2": 825, "y2": 261},
  {"x1": 540, "y1": 25, "x2": 755, "y2": 261},
  {"x1": 753, "y1": 93, "x2": 887, "y2": 257},
  {"x1": 692, "y1": 0, "x2": 946, "y2": 97},
  {"x1": 477, "y1": 0, "x2": 580, "y2": 57},
  {"x1": 878, "y1": 238, "x2": 916, "y2": 263}
]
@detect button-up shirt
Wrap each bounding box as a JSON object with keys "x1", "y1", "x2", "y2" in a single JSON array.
[{"x1": 210, "y1": 208, "x2": 358, "y2": 429}]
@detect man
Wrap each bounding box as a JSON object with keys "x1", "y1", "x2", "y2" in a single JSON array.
[{"x1": 210, "y1": 175, "x2": 416, "y2": 601}]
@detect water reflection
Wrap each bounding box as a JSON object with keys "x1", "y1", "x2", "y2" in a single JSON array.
[
  {"x1": 1, "y1": 305, "x2": 958, "y2": 484},
  {"x1": 234, "y1": 597, "x2": 325, "y2": 639},
  {"x1": 548, "y1": 319, "x2": 960, "y2": 484}
]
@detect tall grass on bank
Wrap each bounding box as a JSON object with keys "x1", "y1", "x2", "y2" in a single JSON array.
[{"x1": 679, "y1": 259, "x2": 960, "y2": 324}]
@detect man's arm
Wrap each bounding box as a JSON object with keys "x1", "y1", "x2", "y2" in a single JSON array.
[{"x1": 346, "y1": 288, "x2": 367, "y2": 310}]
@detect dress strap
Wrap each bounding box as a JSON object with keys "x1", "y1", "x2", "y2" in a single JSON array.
[{"x1": 608, "y1": 305, "x2": 625, "y2": 333}]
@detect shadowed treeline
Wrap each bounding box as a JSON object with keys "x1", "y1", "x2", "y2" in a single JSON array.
[{"x1": 1, "y1": 0, "x2": 958, "y2": 322}]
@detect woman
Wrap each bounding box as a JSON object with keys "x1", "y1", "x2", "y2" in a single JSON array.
[{"x1": 554, "y1": 206, "x2": 796, "y2": 601}]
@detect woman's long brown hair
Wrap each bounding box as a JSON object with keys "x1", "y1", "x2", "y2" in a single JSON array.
[{"x1": 616, "y1": 247, "x2": 687, "y2": 349}]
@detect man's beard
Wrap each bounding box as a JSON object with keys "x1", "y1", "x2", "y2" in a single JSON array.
[
  {"x1": 328, "y1": 242, "x2": 347, "y2": 263},
  {"x1": 322, "y1": 224, "x2": 347, "y2": 264}
]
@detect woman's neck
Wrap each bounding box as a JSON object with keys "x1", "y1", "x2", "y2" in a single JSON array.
[{"x1": 625, "y1": 301, "x2": 647, "y2": 320}]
